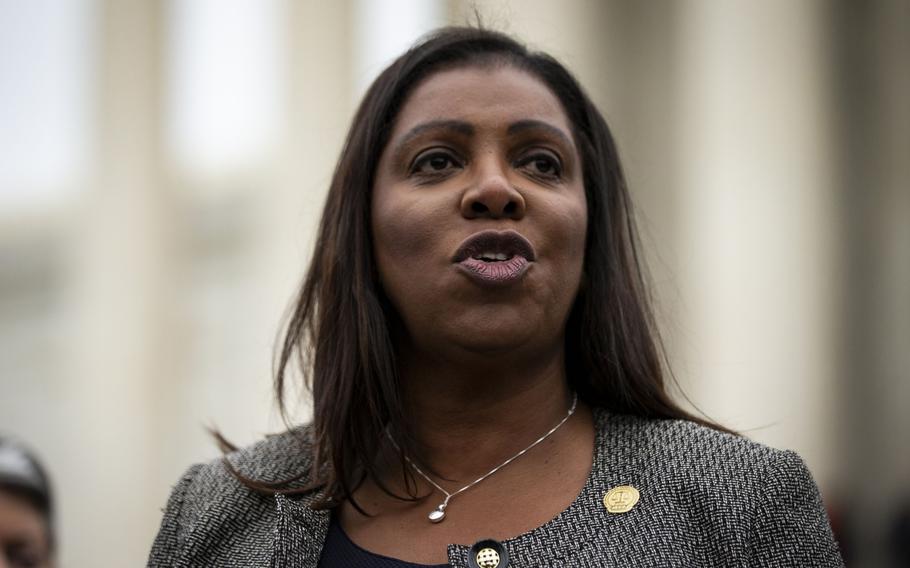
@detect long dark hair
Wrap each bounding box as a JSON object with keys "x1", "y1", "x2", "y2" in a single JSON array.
[{"x1": 230, "y1": 26, "x2": 722, "y2": 508}]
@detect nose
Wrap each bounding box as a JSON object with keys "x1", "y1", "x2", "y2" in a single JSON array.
[{"x1": 460, "y1": 159, "x2": 526, "y2": 220}]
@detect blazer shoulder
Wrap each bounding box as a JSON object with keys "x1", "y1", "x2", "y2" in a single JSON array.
[
  {"x1": 147, "y1": 425, "x2": 316, "y2": 566},
  {"x1": 184, "y1": 423, "x2": 316, "y2": 509},
  {"x1": 601, "y1": 412, "x2": 787, "y2": 474},
  {"x1": 593, "y1": 412, "x2": 843, "y2": 565},
  {"x1": 226, "y1": 423, "x2": 316, "y2": 483},
  {"x1": 596, "y1": 412, "x2": 813, "y2": 520}
]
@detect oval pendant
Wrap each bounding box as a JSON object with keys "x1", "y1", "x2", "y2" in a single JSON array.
[{"x1": 428, "y1": 508, "x2": 446, "y2": 523}]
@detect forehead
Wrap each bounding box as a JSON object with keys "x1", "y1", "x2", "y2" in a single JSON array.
[{"x1": 389, "y1": 65, "x2": 573, "y2": 139}]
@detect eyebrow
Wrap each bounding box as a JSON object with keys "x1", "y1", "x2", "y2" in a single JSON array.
[
  {"x1": 391, "y1": 120, "x2": 475, "y2": 159},
  {"x1": 389, "y1": 118, "x2": 575, "y2": 165},
  {"x1": 507, "y1": 119, "x2": 574, "y2": 149}
]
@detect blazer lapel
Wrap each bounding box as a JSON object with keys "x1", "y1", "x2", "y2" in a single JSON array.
[{"x1": 272, "y1": 493, "x2": 330, "y2": 568}]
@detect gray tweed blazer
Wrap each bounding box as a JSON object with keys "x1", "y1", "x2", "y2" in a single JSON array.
[{"x1": 147, "y1": 410, "x2": 844, "y2": 567}]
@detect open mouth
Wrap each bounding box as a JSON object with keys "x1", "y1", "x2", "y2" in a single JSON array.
[
  {"x1": 452, "y1": 230, "x2": 536, "y2": 286},
  {"x1": 452, "y1": 230, "x2": 537, "y2": 263},
  {"x1": 472, "y1": 252, "x2": 516, "y2": 262}
]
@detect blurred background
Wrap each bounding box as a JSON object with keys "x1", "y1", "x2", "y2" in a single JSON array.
[{"x1": 0, "y1": 0, "x2": 907, "y2": 565}]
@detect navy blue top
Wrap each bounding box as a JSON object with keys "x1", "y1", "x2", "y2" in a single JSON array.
[{"x1": 316, "y1": 515, "x2": 450, "y2": 568}]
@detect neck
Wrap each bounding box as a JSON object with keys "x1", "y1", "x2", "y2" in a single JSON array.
[{"x1": 396, "y1": 342, "x2": 575, "y2": 480}]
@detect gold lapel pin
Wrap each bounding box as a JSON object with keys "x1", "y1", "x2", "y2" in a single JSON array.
[{"x1": 603, "y1": 485, "x2": 640, "y2": 513}]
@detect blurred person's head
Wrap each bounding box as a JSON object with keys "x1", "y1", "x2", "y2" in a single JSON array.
[{"x1": 0, "y1": 439, "x2": 53, "y2": 568}]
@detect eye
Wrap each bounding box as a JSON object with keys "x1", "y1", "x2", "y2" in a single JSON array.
[
  {"x1": 410, "y1": 149, "x2": 463, "y2": 178},
  {"x1": 516, "y1": 151, "x2": 563, "y2": 180}
]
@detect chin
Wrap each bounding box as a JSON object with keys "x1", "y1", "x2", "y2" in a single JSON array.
[
  {"x1": 455, "y1": 334, "x2": 533, "y2": 356},
  {"x1": 445, "y1": 319, "x2": 545, "y2": 356}
]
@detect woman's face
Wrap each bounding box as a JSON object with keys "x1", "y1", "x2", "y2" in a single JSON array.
[{"x1": 371, "y1": 65, "x2": 587, "y2": 360}]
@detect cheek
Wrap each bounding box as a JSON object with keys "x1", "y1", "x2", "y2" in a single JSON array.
[
  {"x1": 535, "y1": 194, "x2": 588, "y2": 306},
  {"x1": 373, "y1": 214, "x2": 413, "y2": 267},
  {"x1": 372, "y1": 192, "x2": 439, "y2": 266},
  {"x1": 567, "y1": 200, "x2": 589, "y2": 256},
  {"x1": 371, "y1": 184, "x2": 454, "y2": 308},
  {"x1": 547, "y1": 195, "x2": 588, "y2": 264}
]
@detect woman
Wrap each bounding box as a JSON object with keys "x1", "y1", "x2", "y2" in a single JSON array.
[{"x1": 148, "y1": 27, "x2": 843, "y2": 567}]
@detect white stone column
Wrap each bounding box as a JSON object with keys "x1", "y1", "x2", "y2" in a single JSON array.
[
  {"x1": 257, "y1": 0, "x2": 359, "y2": 429},
  {"x1": 673, "y1": 0, "x2": 839, "y2": 485},
  {"x1": 64, "y1": 0, "x2": 173, "y2": 565}
]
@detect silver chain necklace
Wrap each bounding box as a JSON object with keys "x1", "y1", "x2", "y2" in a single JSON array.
[{"x1": 387, "y1": 392, "x2": 578, "y2": 524}]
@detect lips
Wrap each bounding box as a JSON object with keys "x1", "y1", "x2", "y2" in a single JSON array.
[{"x1": 452, "y1": 230, "x2": 536, "y2": 286}]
